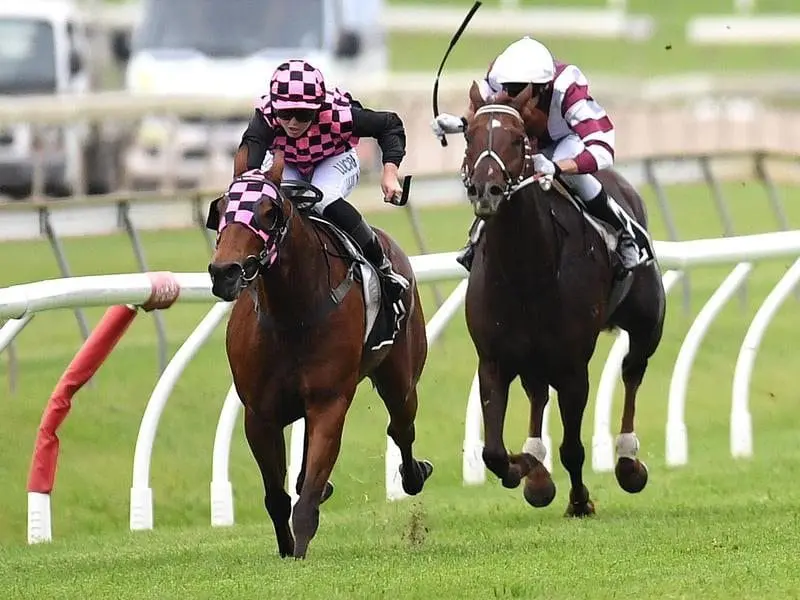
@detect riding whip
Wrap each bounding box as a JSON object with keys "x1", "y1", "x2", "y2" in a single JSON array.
[
  {"x1": 385, "y1": 175, "x2": 412, "y2": 206},
  {"x1": 432, "y1": 1, "x2": 482, "y2": 147}
]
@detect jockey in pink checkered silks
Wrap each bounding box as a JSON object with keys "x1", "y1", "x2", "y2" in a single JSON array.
[
  {"x1": 234, "y1": 59, "x2": 409, "y2": 301},
  {"x1": 431, "y1": 36, "x2": 640, "y2": 273}
]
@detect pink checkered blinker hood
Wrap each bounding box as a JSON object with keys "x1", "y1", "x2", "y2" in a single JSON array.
[
  {"x1": 270, "y1": 60, "x2": 326, "y2": 110},
  {"x1": 217, "y1": 170, "x2": 287, "y2": 271}
]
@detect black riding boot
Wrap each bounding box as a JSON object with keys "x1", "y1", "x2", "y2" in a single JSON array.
[
  {"x1": 584, "y1": 189, "x2": 641, "y2": 271},
  {"x1": 323, "y1": 199, "x2": 409, "y2": 299},
  {"x1": 456, "y1": 217, "x2": 485, "y2": 271}
]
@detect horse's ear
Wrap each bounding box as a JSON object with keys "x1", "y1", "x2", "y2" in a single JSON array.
[
  {"x1": 206, "y1": 196, "x2": 222, "y2": 230},
  {"x1": 523, "y1": 105, "x2": 549, "y2": 139},
  {"x1": 469, "y1": 80, "x2": 485, "y2": 110},
  {"x1": 265, "y1": 149, "x2": 285, "y2": 187},
  {"x1": 511, "y1": 83, "x2": 534, "y2": 112}
]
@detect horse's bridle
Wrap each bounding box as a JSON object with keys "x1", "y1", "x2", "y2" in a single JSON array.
[
  {"x1": 462, "y1": 104, "x2": 538, "y2": 200},
  {"x1": 220, "y1": 176, "x2": 291, "y2": 287}
]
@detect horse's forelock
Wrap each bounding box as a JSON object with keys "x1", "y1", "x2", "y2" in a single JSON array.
[{"x1": 472, "y1": 108, "x2": 525, "y2": 140}]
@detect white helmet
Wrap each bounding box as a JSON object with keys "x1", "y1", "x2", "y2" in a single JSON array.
[{"x1": 490, "y1": 36, "x2": 555, "y2": 86}]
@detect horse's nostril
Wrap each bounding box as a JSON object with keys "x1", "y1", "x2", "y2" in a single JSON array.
[
  {"x1": 209, "y1": 262, "x2": 242, "y2": 283},
  {"x1": 467, "y1": 184, "x2": 477, "y2": 196},
  {"x1": 489, "y1": 184, "x2": 504, "y2": 197}
]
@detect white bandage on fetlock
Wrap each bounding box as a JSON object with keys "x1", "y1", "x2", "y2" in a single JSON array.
[
  {"x1": 615, "y1": 432, "x2": 640, "y2": 460},
  {"x1": 521, "y1": 437, "x2": 547, "y2": 464}
]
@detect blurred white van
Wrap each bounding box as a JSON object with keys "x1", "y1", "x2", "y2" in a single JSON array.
[{"x1": 0, "y1": 0, "x2": 120, "y2": 197}]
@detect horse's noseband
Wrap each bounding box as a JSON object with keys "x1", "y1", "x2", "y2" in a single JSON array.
[
  {"x1": 243, "y1": 200, "x2": 289, "y2": 282},
  {"x1": 462, "y1": 104, "x2": 536, "y2": 200}
]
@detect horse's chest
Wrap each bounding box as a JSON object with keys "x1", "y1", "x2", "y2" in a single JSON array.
[{"x1": 230, "y1": 348, "x2": 303, "y2": 409}]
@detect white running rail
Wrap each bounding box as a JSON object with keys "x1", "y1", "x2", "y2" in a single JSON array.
[{"x1": 1, "y1": 232, "x2": 799, "y2": 542}]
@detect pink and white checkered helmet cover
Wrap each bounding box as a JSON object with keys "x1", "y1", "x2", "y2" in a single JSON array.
[{"x1": 270, "y1": 60, "x2": 326, "y2": 110}]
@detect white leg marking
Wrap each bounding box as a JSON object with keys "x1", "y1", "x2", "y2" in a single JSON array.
[
  {"x1": 522, "y1": 437, "x2": 547, "y2": 464},
  {"x1": 616, "y1": 432, "x2": 640, "y2": 460}
]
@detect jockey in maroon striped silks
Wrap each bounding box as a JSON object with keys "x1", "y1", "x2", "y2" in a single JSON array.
[
  {"x1": 234, "y1": 59, "x2": 410, "y2": 302},
  {"x1": 432, "y1": 36, "x2": 640, "y2": 272}
]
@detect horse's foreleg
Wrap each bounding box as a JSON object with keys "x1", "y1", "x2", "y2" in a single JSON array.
[
  {"x1": 294, "y1": 424, "x2": 336, "y2": 504},
  {"x1": 292, "y1": 394, "x2": 350, "y2": 560},
  {"x1": 478, "y1": 359, "x2": 519, "y2": 488},
  {"x1": 244, "y1": 408, "x2": 294, "y2": 558},
  {"x1": 615, "y1": 340, "x2": 653, "y2": 494},
  {"x1": 518, "y1": 374, "x2": 556, "y2": 508},
  {"x1": 555, "y1": 367, "x2": 595, "y2": 517}
]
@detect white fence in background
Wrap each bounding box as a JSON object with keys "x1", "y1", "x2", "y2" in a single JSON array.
[{"x1": 2, "y1": 232, "x2": 800, "y2": 543}]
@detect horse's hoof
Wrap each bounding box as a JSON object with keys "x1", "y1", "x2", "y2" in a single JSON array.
[
  {"x1": 564, "y1": 485, "x2": 594, "y2": 517},
  {"x1": 501, "y1": 471, "x2": 522, "y2": 489},
  {"x1": 277, "y1": 538, "x2": 295, "y2": 558},
  {"x1": 523, "y1": 472, "x2": 556, "y2": 508},
  {"x1": 400, "y1": 459, "x2": 433, "y2": 495},
  {"x1": 615, "y1": 457, "x2": 648, "y2": 494},
  {"x1": 320, "y1": 481, "x2": 335, "y2": 504},
  {"x1": 564, "y1": 500, "x2": 596, "y2": 518}
]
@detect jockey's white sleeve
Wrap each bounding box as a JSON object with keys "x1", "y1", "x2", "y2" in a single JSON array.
[{"x1": 553, "y1": 64, "x2": 615, "y2": 173}]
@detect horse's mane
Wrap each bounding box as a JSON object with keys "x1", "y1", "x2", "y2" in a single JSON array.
[{"x1": 265, "y1": 149, "x2": 285, "y2": 187}]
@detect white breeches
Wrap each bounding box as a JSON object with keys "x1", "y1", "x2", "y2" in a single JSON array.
[
  {"x1": 261, "y1": 148, "x2": 361, "y2": 213},
  {"x1": 541, "y1": 133, "x2": 603, "y2": 201}
]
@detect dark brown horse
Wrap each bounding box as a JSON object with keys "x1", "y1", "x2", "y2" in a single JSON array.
[
  {"x1": 206, "y1": 156, "x2": 433, "y2": 558},
  {"x1": 461, "y1": 82, "x2": 666, "y2": 516}
]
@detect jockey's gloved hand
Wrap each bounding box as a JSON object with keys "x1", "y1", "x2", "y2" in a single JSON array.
[
  {"x1": 532, "y1": 153, "x2": 561, "y2": 191},
  {"x1": 532, "y1": 153, "x2": 561, "y2": 178},
  {"x1": 431, "y1": 113, "x2": 467, "y2": 137}
]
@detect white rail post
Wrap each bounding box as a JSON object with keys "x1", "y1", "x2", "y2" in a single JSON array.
[
  {"x1": 463, "y1": 369, "x2": 485, "y2": 485},
  {"x1": 130, "y1": 301, "x2": 232, "y2": 531},
  {"x1": 666, "y1": 263, "x2": 752, "y2": 467},
  {"x1": 210, "y1": 383, "x2": 241, "y2": 527},
  {"x1": 731, "y1": 257, "x2": 800, "y2": 459}
]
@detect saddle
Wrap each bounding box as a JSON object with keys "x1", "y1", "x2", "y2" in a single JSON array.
[
  {"x1": 547, "y1": 175, "x2": 656, "y2": 317},
  {"x1": 549, "y1": 176, "x2": 655, "y2": 267},
  {"x1": 281, "y1": 181, "x2": 406, "y2": 352}
]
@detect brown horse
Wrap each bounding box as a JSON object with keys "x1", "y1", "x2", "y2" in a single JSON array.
[
  {"x1": 461, "y1": 82, "x2": 666, "y2": 516},
  {"x1": 206, "y1": 156, "x2": 433, "y2": 559}
]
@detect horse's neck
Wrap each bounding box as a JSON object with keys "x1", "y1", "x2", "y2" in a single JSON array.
[
  {"x1": 257, "y1": 212, "x2": 328, "y2": 324},
  {"x1": 485, "y1": 189, "x2": 559, "y2": 279}
]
